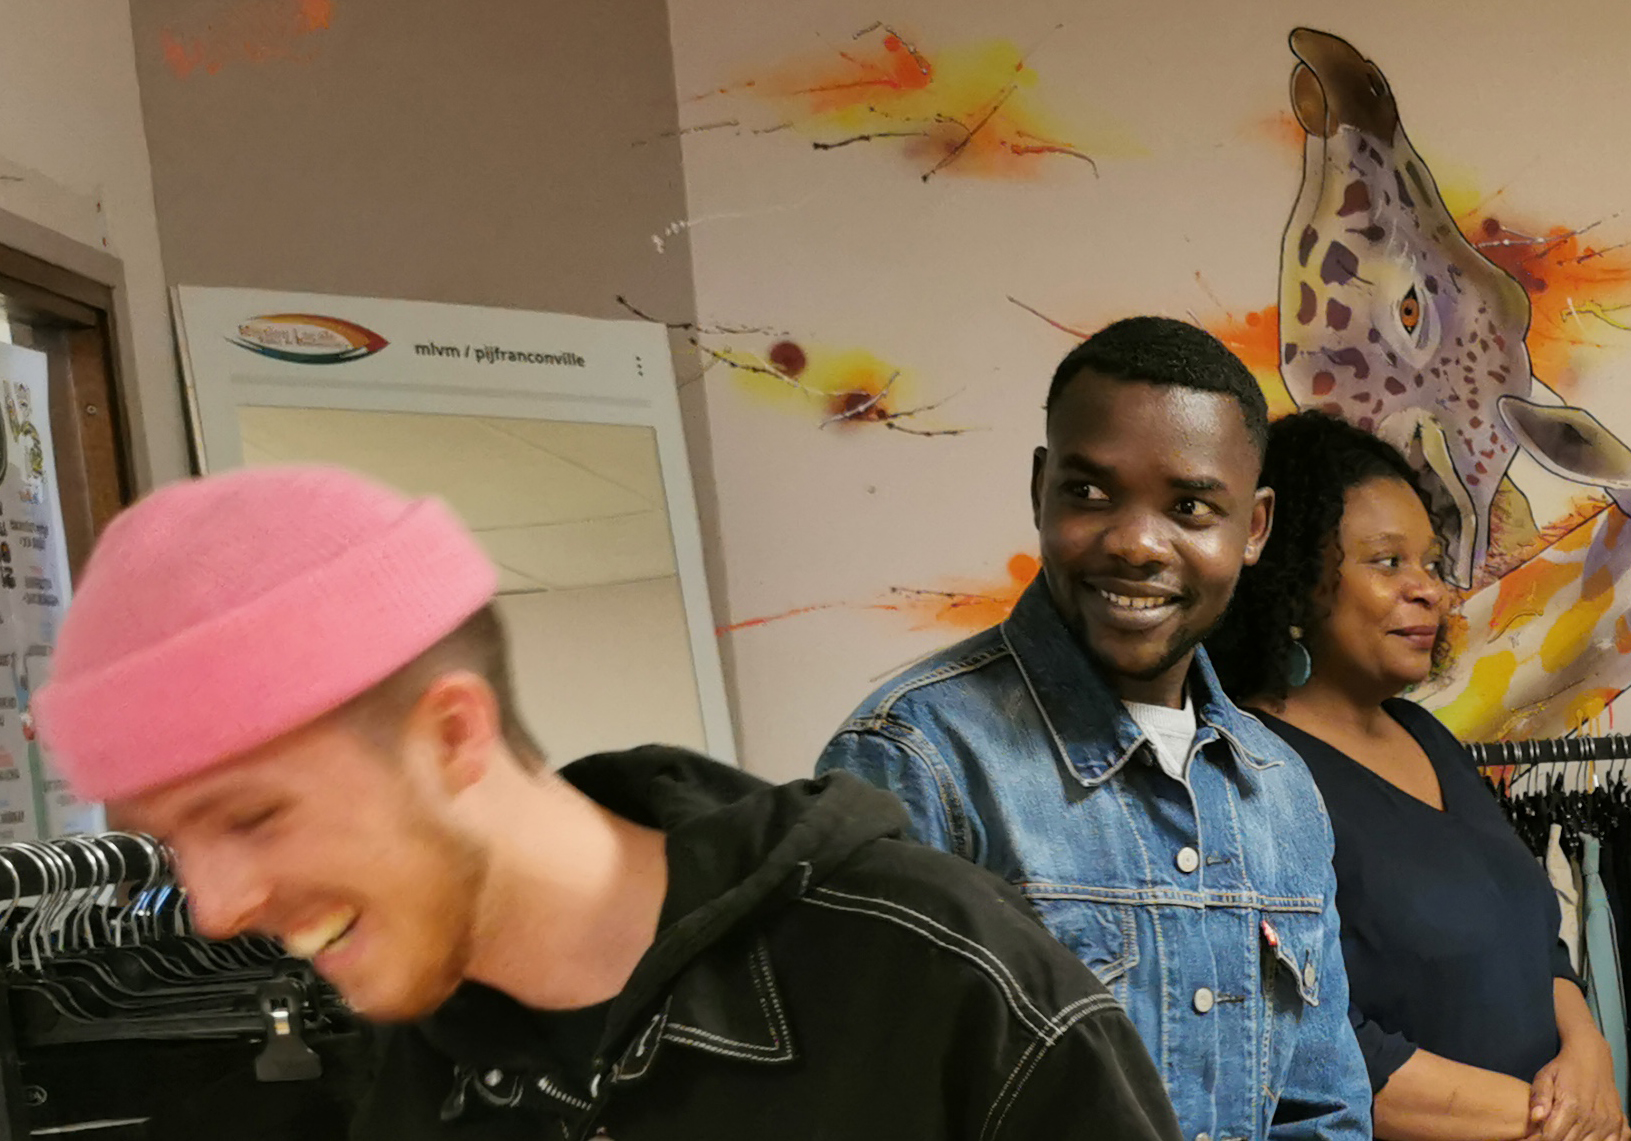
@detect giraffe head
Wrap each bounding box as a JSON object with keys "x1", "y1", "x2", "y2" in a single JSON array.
[{"x1": 1279, "y1": 28, "x2": 1539, "y2": 587}]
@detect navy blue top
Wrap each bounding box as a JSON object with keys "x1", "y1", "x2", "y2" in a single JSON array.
[{"x1": 1255, "y1": 699, "x2": 1575, "y2": 1089}]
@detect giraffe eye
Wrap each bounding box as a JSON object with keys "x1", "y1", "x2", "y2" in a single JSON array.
[{"x1": 1399, "y1": 287, "x2": 1422, "y2": 333}]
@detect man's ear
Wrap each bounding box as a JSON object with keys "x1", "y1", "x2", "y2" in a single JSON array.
[
  {"x1": 1243, "y1": 486, "x2": 1274, "y2": 566},
  {"x1": 403, "y1": 671, "x2": 502, "y2": 798},
  {"x1": 1031, "y1": 447, "x2": 1048, "y2": 530}
]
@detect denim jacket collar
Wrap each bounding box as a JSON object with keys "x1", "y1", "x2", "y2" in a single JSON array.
[{"x1": 999, "y1": 574, "x2": 1285, "y2": 787}]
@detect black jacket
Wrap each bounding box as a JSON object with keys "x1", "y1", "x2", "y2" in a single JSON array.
[{"x1": 351, "y1": 747, "x2": 1181, "y2": 1141}]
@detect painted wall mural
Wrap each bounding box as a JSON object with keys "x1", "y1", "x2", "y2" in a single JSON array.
[{"x1": 666, "y1": 3, "x2": 1631, "y2": 779}]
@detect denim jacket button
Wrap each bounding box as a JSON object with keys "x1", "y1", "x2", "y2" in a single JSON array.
[
  {"x1": 1175, "y1": 846, "x2": 1200, "y2": 874},
  {"x1": 1192, "y1": 987, "x2": 1215, "y2": 1014},
  {"x1": 1302, "y1": 962, "x2": 1317, "y2": 989}
]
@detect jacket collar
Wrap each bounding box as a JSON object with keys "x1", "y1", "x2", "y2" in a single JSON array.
[{"x1": 1000, "y1": 574, "x2": 1286, "y2": 786}]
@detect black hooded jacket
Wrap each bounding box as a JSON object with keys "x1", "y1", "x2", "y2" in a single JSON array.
[{"x1": 351, "y1": 747, "x2": 1180, "y2": 1141}]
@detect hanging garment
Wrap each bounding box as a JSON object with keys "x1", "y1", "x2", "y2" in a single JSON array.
[
  {"x1": 1550, "y1": 823, "x2": 1584, "y2": 971},
  {"x1": 1581, "y1": 834, "x2": 1629, "y2": 1108}
]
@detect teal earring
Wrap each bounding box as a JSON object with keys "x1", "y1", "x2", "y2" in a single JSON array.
[{"x1": 1286, "y1": 626, "x2": 1312, "y2": 688}]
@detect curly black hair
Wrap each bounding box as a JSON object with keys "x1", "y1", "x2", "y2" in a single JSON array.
[
  {"x1": 1046, "y1": 316, "x2": 1269, "y2": 455},
  {"x1": 1207, "y1": 410, "x2": 1440, "y2": 702}
]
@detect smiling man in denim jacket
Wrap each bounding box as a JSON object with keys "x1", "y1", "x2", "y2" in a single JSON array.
[{"x1": 819, "y1": 317, "x2": 1371, "y2": 1141}]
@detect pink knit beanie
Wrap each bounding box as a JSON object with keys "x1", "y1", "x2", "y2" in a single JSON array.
[{"x1": 34, "y1": 465, "x2": 499, "y2": 801}]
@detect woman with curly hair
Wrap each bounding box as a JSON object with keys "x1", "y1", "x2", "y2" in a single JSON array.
[{"x1": 1208, "y1": 411, "x2": 1625, "y2": 1141}]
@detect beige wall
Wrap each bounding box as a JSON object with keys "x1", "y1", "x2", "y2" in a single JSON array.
[
  {"x1": 126, "y1": 0, "x2": 743, "y2": 759},
  {"x1": 0, "y1": 0, "x2": 188, "y2": 488}
]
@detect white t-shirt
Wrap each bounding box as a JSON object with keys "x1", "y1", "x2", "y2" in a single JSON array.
[{"x1": 1124, "y1": 695, "x2": 1199, "y2": 783}]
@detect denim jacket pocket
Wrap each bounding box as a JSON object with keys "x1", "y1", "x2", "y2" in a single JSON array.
[
  {"x1": 1021, "y1": 893, "x2": 1138, "y2": 1000},
  {"x1": 1261, "y1": 911, "x2": 1323, "y2": 1008}
]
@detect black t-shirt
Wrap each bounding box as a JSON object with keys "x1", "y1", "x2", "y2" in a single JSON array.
[{"x1": 1254, "y1": 698, "x2": 1573, "y2": 1088}]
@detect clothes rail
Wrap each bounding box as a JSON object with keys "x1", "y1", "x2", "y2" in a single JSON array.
[
  {"x1": 1468, "y1": 736, "x2": 1631, "y2": 769},
  {"x1": 0, "y1": 833, "x2": 164, "y2": 900}
]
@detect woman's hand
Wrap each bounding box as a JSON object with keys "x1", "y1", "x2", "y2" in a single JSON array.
[{"x1": 1529, "y1": 1036, "x2": 1628, "y2": 1141}]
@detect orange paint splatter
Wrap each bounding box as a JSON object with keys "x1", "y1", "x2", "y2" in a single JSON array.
[
  {"x1": 1202, "y1": 305, "x2": 1297, "y2": 418},
  {"x1": 1458, "y1": 208, "x2": 1631, "y2": 395},
  {"x1": 1254, "y1": 111, "x2": 1305, "y2": 154},
  {"x1": 1488, "y1": 556, "x2": 1583, "y2": 638},
  {"x1": 718, "y1": 27, "x2": 1121, "y2": 181},
  {"x1": 888, "y1": 553, "x2": 1041, "y2": 631},
  {"x1": 159, "y1": 0, "x2": 333, "y2": 79},
  {"x1": 1480, "y1": 494, "x2": 1609, "y2": 583},
  {"x1": 721, "y1": 553, "x2": 1042, "y2": 636}
]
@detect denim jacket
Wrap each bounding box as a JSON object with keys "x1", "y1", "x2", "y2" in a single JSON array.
[{"x1": 817, "y1": 579, "x2": 1371, "y2": 1141}]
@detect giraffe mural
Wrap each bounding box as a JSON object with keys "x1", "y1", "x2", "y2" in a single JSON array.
[{"x1": 1279, "y1": 27, "x2": 1631, "y2": 738}]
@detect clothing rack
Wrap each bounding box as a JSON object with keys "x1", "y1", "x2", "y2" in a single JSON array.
[
  {"x1": 0, "y1": 832, "x2": 164, "y2": 900},
  {"x1": 1468, "y1": 736, "x2": 1631, "y2": 769},
  {"x1": 0, "y1": 832, "x2": 371, "y2": 1140}
]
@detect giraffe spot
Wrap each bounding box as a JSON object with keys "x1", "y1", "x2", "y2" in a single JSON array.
[
  {"x1": 1493, "y1": 334, "x2": 1506, "y2": 350},
  {"x1": 1467, "y1": 474, "x2": 1481, "y2": 487},
  {"x1": 1321, "y1": 242, "x2": 1360, "y2": 286},
  {"x1": 1311, "y1": 371, "x2": 1336, "y2": 396},
  {"x1": 1470, "y1": 416, "x2": 1483, "y2": 429},
  {"x1": 1320, "y1": 401, "x2": 1343, "y2": 417},
  {"x1": 1326, "y1": 299, "x2": 1351, "y2": 330},
  {"x1": 1414, "y1": 376, "x2": 1425, "y2": 387},
  {"x1": 1489, "y1": 430, "x2": 1500, "y2": 444},
  {"x1": 1298, "y1": 282, "x2": 1317, "y2": 325},
  {"x1": 1394, "y1": 168, "x2": 1415, "y2": 208},
  {"x1": 1480, "y1": 449, "x2": 1496, "y2": 459},
  {"x1": 1357, "y1": 416, "x2": 1376, "y2": 432},
  {"x1": 1425, "y1": 275, "x2": 1439, "y2": 294},
  {"x1": 1372, "y1": 399, "x2": 1385, "y2": 415},
  {"x1": 1351, "y1": 392, "x2": 1373, "y2": 403},
  {"x1": 1385, "y1": 377, "x2": 1407, "y2": 395},
  {"x1": 1350, "y1": 224, "x2": 1386, "y2": 243},
  {"x1": 1368, "y1": 328, "x2": 1382, "y2": 344},
  {"x1": 1328, "y1": 347, "x2": 1370, "y2": 379},
  {"x1": 1468, "y1": 351, "x2": 1478, "y2": 362},
  {"x1": 1386, "y1": 351, "x2": 1398, "y2": 366},
  {"x1": 1468, "y1": 398, "x2": 1480, "y2": 411},
  {"x1": 1283, "y1": 343, "x2": 1298, "y2": 364},
  {"x1": 1475, "y1": 461, "x2": 1487, "y2": 474},
  {"x1": 1338, "y1": 181, "x2": 1371, "y2": 216},
  {"x1": 1298, "y1": 225, "x2": 1318, "y2": 267}
]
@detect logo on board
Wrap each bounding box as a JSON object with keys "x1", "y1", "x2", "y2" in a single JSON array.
[{"x1": 228, "y1": 314, "x2": 389, "y2": 364}]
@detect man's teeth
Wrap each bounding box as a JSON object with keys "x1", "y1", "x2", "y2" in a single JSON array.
[
  {"x1": 284, "y1": 911, "x2": 359, "y2": 959},
  {"x1": 1100, "y1": 590, "x2": 1173, "y2": 610}
]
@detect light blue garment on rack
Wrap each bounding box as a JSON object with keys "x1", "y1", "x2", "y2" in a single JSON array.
[{"x1": 1581, "y1": 834, "x2": 1628, "y2": 1108}]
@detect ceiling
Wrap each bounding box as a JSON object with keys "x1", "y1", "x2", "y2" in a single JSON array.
[{"x1": 237, "y1": 406, "x2": 678, "y2": 594}]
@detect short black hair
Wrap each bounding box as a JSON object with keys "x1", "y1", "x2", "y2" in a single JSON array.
[
  {"x1": 1045, "y1": 316, "x2": 1269, "y2": 454},
  {"x1": 1207, "y1": 410, "x2": 1442, "y2": 702}
]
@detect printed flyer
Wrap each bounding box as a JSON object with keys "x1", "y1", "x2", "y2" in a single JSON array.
[{"x1": 0, "y1": 342, "x2": 104, "y2": 838}]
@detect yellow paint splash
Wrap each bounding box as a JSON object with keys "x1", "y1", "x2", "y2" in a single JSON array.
[
  {"x1": 1433, "y1": 650, "x2": 1519, "y2": 740},
  {"x1": 718, "y1": 27, "x2": 1140, "y2": 180},
  {"x1": 1539, "y1": 566, "x2": 1615, "y2": 672}
]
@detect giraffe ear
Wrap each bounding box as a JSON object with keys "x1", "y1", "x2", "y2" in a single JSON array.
[
  {"x1": 1497, "y1": 393, "x2": 1631, "y2": 485},
  {"x1": 1498, "y1": 393, "x2": 1631, "y2": 512}
]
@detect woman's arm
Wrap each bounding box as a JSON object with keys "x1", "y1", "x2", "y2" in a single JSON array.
[
  {"x1": 1373, "y1": 1049, "x2": 1532, "y2": 1141},
  {"x1": 1528, "y1": 979, "x2": 1627, "y2": 1141}
]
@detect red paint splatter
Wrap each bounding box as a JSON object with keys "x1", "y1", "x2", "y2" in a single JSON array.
[
  {"x1": 768, "y1": 340, "x2": 807, "y2": 376},
  {"x1": 159, "y1": 0, "x2": 334, "y2": 79}
]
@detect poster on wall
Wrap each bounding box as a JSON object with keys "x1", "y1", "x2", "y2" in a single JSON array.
[
  {"x1": 172, "y1": 286, "x2": 737, "y2": 768},
  {"x1": 0, "y1": 343, "x2": 105, "y2": 839}
]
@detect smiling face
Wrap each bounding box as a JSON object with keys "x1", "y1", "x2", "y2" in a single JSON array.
[
  {"x1": 119, "y1": 713, "x2": 488, "y2": 1022},
  {"x1": 1309, "y1": 475, "x2": 1449, "y2": 698},
  {"x1": 1032, "y1": 372, "x2": 1273, "y2": 706}
]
